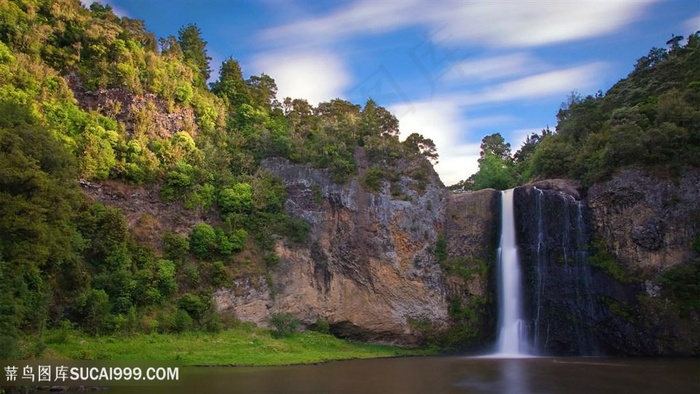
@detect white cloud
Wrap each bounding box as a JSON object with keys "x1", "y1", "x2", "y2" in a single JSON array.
[
  {"x1": 250, "y1": 50, "x2": 351, "y2": 105},
  {"x1": 260, "y1": 0, "x2": 656, "y2": 49},
  {"x1": 431, "y1": 1, "x2": 656, "y2": 48},
  {"x1": 442, "y1": 53, "x2": 544, "y2": 82},
  {"x1": 683, "y1": 13, "x2": 700, "y2": 34},
  {"x1": 383, "y1": 61, "x2": 604, "y2": 184},
  {"x1": 259, "y1": 0, "x2": 420, "y2": 44},
  {"x1": 388, "y1": 99, "x2": 480, "y2": 185},
  {"x1": 458, "y1": 62, "x2": 607, "y2": 106}
]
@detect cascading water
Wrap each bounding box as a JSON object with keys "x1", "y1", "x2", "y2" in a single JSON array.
[
  {"x1": 494, "y1": 189, "x2": 529, "y2": 356},
  {"x1": 521, "y1": 187, "x2": 600, "y2": 356}
]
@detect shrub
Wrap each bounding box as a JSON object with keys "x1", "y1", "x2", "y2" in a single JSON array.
[
  {"x1": 269, "y1": 313, "x2": 299, "y2": 338},
  {"x1": 162, "y1": 232, "x2": 190, "y2": 263},
  {"x1": 178, "y1": 293, "x2": 206, "y2": 321},
  {"x1": 189, "y1": 223, "x2": 217, "y2": 258},
  {"x1": 313, "y1": 317, "x2": 331, "y2": 334},
  {"x1": 172, "y1": 309, "x2": 193, "y2": 332},
  {"x1": 362, "y1": 166, "x2": 384, "y2": 192}
]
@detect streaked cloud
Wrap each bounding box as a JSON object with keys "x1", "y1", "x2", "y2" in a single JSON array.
[
  {"x1": 442, "y1": 53, "x2": 545, "y2": 83},
  {"x1": 259, "y1": 0, "x2": 420, "y2": 45},
  {"x1": 260, "y1": 0, "x2": 656, "y2": 49},
  {"x1": 431, "y1": 1, "x2": 656, "y2": 48},
  {"x1": 458, "y1": 62, "x2": 607, "y2": 106},
  {"x1": 250, "y1": 50, "x2": 351, "y2": 105}
]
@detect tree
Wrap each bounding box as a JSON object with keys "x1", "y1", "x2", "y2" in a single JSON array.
[
  {"x1": 458, "y1": 133, "x2": 516, "y2": 191},
  {"x1": 189, "y1": 223, "x2": 217, "y2": 259},
  {"x1": 403, "y1": 133, "x2": 439, "y2": 163},
  {"x1": 359, "y1": 99, "x2": 399, "y2": 138},
  {"x1": 468, "y1": 152, "x2": 515, "y2": 190},
  {"x1": 158, "y1": 35, "x2": 182, "y2": 59},
  {"x1": 178, "y1": 24, "x2": 211, "y2": 89},
  {"x1": 210, "y1": 57, "x2": 250, "y2": 109},
  {"x1": 246, "y1": 73, "x2": 278, "y2": 110},
  {"x1": 218, "y1": 183, "x2": 253, "y2": 216},
  {"x1": 479, "y1": 133, "x2": 511, "y2": 161}
]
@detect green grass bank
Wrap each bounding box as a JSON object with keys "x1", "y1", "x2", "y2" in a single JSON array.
[{"x1": 21, "y1": 326, "x2": 433, "y2": 367}]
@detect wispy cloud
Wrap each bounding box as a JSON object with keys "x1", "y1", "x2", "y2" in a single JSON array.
[
  {"x1": 259, "y1": 0, "x2": 656, "y2": 49},
  {"x1": 458, "y1": 62, "x2": 607, "y2": 106},
  {"x1": 430, "y1": 1, "x2": 656, "y2": 48},
  {"x1": 250, "y1": 50, "x2": 351, "y2": 105},
  {"x1": 683, "y1": 13, "x2": 700, "y2": 34},
  {"x1": 259, "y1": 0, "x2": 420, "y2": 45},
  {"x1": 442, "y1": 53, "x2": 545, "y2": 83}
]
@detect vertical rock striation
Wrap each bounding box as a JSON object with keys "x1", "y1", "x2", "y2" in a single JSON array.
[
  {"x1": 514, "y1": 181, "x2": 599, "y2": 355},
  {"x1": 256, "y1": 156, "x2": 451, "y2": 344}
]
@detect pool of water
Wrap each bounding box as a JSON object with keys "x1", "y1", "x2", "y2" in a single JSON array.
[{"x1": 105, "y1": 356, "x2": 699, "y2": 393}]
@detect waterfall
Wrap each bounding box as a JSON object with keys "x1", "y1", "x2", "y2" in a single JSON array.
[
  {"x1": 524, "y1": 189, "x2": 599, "y2": 356},
  {"x1": 495, "y1": 189, "x2": 529, "y2": 356},
  {"x1": 532, "y1": 188, "x2": 546, "y2": 352}
]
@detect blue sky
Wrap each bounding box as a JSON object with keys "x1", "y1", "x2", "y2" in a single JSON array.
[{"x1": 88, "y1": 0, "x2": 699, "y2": 185}]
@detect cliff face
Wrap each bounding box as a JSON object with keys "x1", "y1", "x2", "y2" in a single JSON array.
[
  {"x1": 514, "y1": 181, "x2": 600, "y2": 355},
  {"x1": 261, "y1": 156, "x2": 449, "y2": 344},
  {"x1": 513, "y1": 169, "x2": 700, "y2": 356},
  {"x1": 588, "y1": 167, "x2": 700, "y2": 275},
  {"x1": 587, "y1": 167, "x2": 700, "y2": 355},
  {"x1": 212, "y1": 156, "x2": 498, "y2": 346}
]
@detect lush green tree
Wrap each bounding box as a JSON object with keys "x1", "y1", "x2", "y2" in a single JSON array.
[
  {"x1": 189, "y1": 223, "x2": 217, "y2": 259},
  {"x1": 211, "y1": 57, "x2": 250, "y2": 109},
  {"x1": 178, "y1": 23, "x2": 211, "y2": 89},
  {"x1": 403, "y1": 133, "x2": 439, "y2": 163},
  {"x1": 246, "y1": 73, "x2": 278, "y2": 110},
  {"x1": 219, "y1": 182, "x2": 253, "y2": 215},
  {"x1": 479, "y1": 133, "x2": 511, "y2": 161},
  {"x1": 162, "y1": 232, "x2": 189, "y2": 264}
]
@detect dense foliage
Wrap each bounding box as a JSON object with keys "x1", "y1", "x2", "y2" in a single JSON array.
[
  {"x1": 0, "y1": 0, "x2": 435, "y2": 356},
  {"x1": 454, "y1": 33, "x2": 700, "y2": 190}
]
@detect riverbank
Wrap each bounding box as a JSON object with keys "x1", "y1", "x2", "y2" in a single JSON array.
[{"x1": 24, "y1": 325, "x2": 434, "y2": 366}]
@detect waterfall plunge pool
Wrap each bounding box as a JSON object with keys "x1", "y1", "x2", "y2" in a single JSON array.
[{"x1": 104, "y1": 356, "x2": 699, "y2": 394}]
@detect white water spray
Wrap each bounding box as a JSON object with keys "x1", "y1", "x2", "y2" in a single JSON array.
[{"x1": 494, "y1": 189, "x2": 529, "y2": 356}]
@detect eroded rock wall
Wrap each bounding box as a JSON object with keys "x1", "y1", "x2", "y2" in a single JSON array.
[{"x1": 257, "y1": 157, "x2": 450, "y2": 344}]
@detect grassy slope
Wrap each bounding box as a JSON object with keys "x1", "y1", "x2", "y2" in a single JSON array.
[{"x1": 30, "y1": 326, "x2": 432, "y2": 366}]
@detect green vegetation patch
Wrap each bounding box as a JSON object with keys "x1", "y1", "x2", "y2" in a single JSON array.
[
  {"x1": 588, "y1": 240, "x2": 635, "y2": 282},
  {"x1": 658, "y1": 258, "x2": 700, "y2": 317},
  {"x1": 27, "y1": 326, "x2": 431, "y2": 367}
]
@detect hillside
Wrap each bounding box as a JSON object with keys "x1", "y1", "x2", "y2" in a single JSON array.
[
  {"x1": 0, "y1": 0, "x2": 438, "y2": 357},
  {"x1": 1, "y1": 0, "x2": 698, "y2": 358}
]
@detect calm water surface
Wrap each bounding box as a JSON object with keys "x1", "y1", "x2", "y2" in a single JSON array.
[{"x1": 110, "y1": 356, "x2": 699, "y2": 394}]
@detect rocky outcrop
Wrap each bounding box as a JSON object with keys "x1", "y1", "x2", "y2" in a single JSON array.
[
  {"x1": 586, "y1": 167, "x2": 700, "y2": 355},
  {"x1": 588, "y1": 167, "x2": 700, "y2": 274},
  {"x1": 258, "y1": 156, "x2": 450, "y2": 344},
  {"x1": 80, "y1": 179, "x2": 218, "y2": 251},
  {"x1": 514, "y1": 181, "x2": 599, "y2": 355},
  {"x1": 513, "y1": 169, "x2": 700, "y2": 356},
  {"x1": 443, "y1": 189, "x2": 500, "y2": 346},
  {"x1": 211, "y1": 155, "x2": 498, "y2": 345},
  {"x1": 66, "y1": 72, "x2": 196, "y2": 139}
]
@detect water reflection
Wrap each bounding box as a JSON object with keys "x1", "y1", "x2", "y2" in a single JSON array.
[
  {"x1": 454, "y1": 358, "x2": 531, "y2": 393},
  {"x1": 104, "y1": 357, "x2": 699, "y2": 394}
]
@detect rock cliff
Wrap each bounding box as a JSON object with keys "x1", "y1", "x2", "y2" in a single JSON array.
[
  {"x1": 587, "y1": 167, "x2": 700, "y2": 355},
  {"x1": 212, "y1": 155, "x2": 499, "y2": 346},
  {"x1": 512, "y1": 168, "x2": 700, "y2": 356}
]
